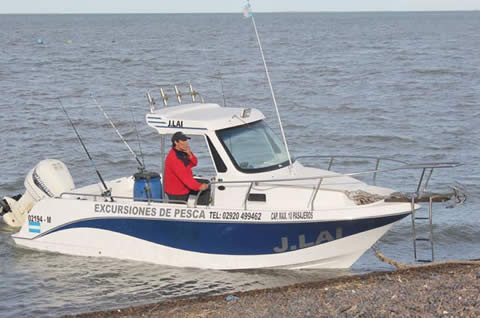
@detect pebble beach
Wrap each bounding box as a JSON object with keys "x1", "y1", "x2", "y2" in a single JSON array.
[{"x1": 70, "y1": 262, "x2": 480, "y2": 317}]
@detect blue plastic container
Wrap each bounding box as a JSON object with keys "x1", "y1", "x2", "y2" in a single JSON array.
[{"x1": 133, "y1": 171, "x2": 162, "y2": 201}]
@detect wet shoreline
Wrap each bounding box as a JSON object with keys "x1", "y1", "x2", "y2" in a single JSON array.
[{"x1": 69, "y1": 262, "x2": 480, "y2": 317}]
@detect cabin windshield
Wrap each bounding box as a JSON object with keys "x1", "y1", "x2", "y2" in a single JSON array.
[{"x1": 216, "y1": 120, "x2": 290, "y2": 173}]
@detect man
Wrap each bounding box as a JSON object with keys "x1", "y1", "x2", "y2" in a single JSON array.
[{"x1": 164, "y1": 131, "x2": 209, "y2": 203}]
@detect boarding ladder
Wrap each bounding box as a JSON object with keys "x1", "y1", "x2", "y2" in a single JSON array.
[
  {"x1": 410, "y1": 165, "x2": 447, "y2": 263},
  {"x1": 409, "y1": 166, "x2": 452, "y2": 263},
  {"x1": 410, "y1": 195, "x2": 435, "y2": 263}
]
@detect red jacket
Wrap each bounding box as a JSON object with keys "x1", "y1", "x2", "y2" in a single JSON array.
[{"x1": 164, "y1": 148, "x2": 202, "y2": 195}]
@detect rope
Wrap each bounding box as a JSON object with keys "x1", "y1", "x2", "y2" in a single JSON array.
[
  {"x1": 373, "y1": 249, "x2": 480, "y2": 270},
  {"x1": 344, "y1": 186, "x2": 466, "y2": 206},
  {"x1": 344, "y1": 190, "x2": 385, "y2": 205}
]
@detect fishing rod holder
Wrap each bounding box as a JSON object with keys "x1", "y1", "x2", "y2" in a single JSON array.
[
  {"x1": 146, "y1": 83, "x2": 205, "y2": 109},
  {"x1": 146, "y1": 92, "x2": 155, "y2": 112}
]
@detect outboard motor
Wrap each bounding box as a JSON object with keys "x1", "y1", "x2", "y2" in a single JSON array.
[
  {"x1": 133, "y1": 171, "x2": 162, "y2": 202},
  {"x1": 1, "y1": 159, "x2": 75, "y2": 228}
]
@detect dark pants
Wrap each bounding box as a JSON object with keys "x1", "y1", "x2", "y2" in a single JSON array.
[
  {"x1": 166, "y1": 180, "x2": 210, "y2": 205},
  {"x1": 166, "y1": 193, "x2": 189, "y2": 204}
]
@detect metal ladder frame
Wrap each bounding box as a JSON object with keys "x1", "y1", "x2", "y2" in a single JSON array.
[
  {"x1": 411, "y1": 167, "x2": 436, "y2": 263},
  {"x1": 411, "y1": 195, "x2": 435, "y2": 262}
]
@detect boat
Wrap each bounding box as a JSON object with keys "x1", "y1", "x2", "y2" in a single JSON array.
[{"x1": 0, "y1": 84, "x2": 462, "y2": 269}]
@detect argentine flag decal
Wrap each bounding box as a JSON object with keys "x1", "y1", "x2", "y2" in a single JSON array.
[{"x1": 29, "y1": 221, "x2": 41, "y2": 233}]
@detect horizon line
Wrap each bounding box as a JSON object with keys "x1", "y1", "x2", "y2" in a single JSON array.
[{"x1": 1, "y1": 9, "x2": 479, "y2": 15}]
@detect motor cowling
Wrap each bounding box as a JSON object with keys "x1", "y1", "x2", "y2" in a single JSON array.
[{"x1": 2, "y1": 159, "x2": 75, "y2": 228}]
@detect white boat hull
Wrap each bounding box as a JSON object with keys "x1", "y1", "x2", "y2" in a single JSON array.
[
  {"x1": 11, "y1": 198, "x2": 409, "y2": 269},
  {"x1": 13, "y1": 222, "x2": 395, "y2": 269}
]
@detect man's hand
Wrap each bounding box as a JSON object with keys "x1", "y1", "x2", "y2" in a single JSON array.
[
  {"x1": 199, "y1": 183, "x2": 208, "y2": 191},
  {"x1": 181, "y1": 144, "x2": 192, "y2": 157}
]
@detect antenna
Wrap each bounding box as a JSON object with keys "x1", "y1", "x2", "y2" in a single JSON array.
[
  {"x1": 92, "y1": 96, "x2": 145, "y2": 171},
  {"x1": 244, "y1": 1, "x2": 293, "y2": 170},
  {"x1": 58, "y1": 98, "x2": 113, "y2": 201},
  {"x1": 198, "y1": 49, "x2": 226, "y2": 106},
  {"x1": 219, "y1": 74, "x2": 227, "y2": 107}
]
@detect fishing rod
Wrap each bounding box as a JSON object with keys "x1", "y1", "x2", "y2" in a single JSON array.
[
  {"x1": 58, "y1": 98, "x2": 113, "y2": 202},
  {"x1": 244, "y1": 0, "x2": 293, "y2": 171},
  {"x1": 91, "y1": 95, "x2": 146, "y2": 171}
]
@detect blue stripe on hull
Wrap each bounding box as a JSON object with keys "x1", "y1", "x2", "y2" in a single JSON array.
[{"x1": 44, "y1": 214, "x2": 408, "y2": 255}]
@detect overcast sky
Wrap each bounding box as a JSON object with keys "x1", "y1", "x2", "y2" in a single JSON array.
[{"x1": 1, "y1": 0, "x2": 479, "y2": 14}]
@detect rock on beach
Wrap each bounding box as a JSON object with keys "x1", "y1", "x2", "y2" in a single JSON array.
[{"x1": 69, "y1": 263, "x2": 480, "y2": 318}]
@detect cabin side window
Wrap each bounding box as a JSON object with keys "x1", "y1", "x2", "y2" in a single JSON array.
[
  {"x1": 187, "y1": 135, "x2": 217, "y2": 177},
  {"x1": 206, "y1": 136, "x2": 227, "y2": 173}
]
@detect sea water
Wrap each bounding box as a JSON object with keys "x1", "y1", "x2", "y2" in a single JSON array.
[{"x1": 0, "y1": 12, "x2": 479, "y2": 317}]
